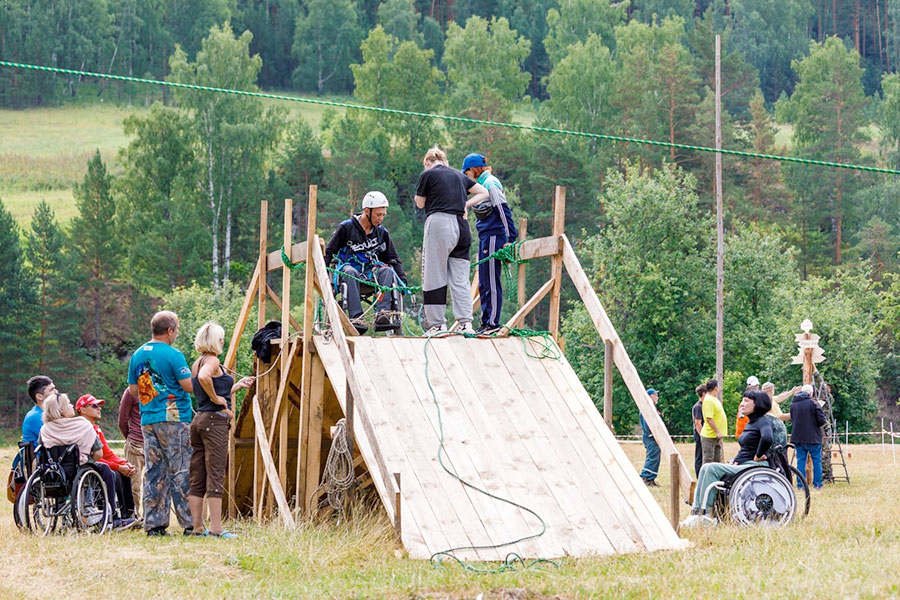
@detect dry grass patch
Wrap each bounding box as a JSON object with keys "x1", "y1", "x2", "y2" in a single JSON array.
[{"x1": 1, "y1": 443, "x2": 898, "y2": 599}]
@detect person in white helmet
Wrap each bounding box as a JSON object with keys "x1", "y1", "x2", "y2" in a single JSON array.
[{"x1": 324, "y1": 191, "x2": 407, "y2": 334}]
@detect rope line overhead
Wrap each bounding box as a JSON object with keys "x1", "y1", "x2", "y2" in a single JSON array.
[{"x1": 1, "y1": 59, "x2": 897, "y2": 176}]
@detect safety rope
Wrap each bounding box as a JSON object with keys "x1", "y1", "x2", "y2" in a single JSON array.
[
  {"x1": 1, "y1": 60, "x2": 896, "y2": 176},
  {"x1": 423, "y1": 329, "x2": 559, "y2": 572},
  {"x1": 309, "y1": 417, "x2": 355, "y2": 518}
]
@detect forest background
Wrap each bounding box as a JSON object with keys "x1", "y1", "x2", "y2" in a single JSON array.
[{"x1": 3, "y1": 0, "x2": 900, "y2": 439}]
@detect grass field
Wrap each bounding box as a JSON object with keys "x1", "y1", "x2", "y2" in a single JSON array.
[{"x1": 2, "y1": 441, "x2": 898, "y2": 599}]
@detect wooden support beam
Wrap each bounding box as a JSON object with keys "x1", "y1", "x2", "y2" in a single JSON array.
[
  {"x1": 502, "y1": 278, "x2": 554, "y2": 333},
  {"x1": 518, "y1": 235, "x2": 560, "y2": 261},
  {"x1": 267, "y1": 244, "x2": 308, "y2": 272},
  {"x1": 251, "y1": 394, "x2": 296, "y2": 529},
  {"x1": 266, "y1": 285, "x2": 302, "y2": 332},
  {"x1": 561, "y1": 234, "x2": 693, "y2": 497},
  {"x1": 278, "y1": 198, "x2": 293, "y2": 495},
  {"x1": 225, "y1": 257, "x2": 259, "y2": 519},
  {"x1": 309, "y1": 238, "x2": 399, "y2": 506},
  {"x1": 303, "y1": 354, "x2": 326, "y2": 512},
  {"x1": 548, "y1": 187, "x2": 565, "y2": 340},
  {"x1": 471, "y1": 271, "x2": 481, "y2": 313},
  {"x1": 297, "y1": 185, "x2": 318, "y2": 511},
  {"x1": 604, "y1": 340, "x2": 614, "y2": 428},
  {"x1": 670, "y1": 453, "x2": 680, "y2": 532},
  {"x1": 517, "y1": 218, "x2": 528, "y2": 311},
  {"x1": 254, "y1": 200, "x2": 268, "y2": 522},
  {"x1": 393, "y1": 472, "x2": 402, "y2": 543}
]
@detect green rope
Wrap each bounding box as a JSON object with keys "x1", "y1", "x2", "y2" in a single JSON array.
[
  {"x1": 422, "y1": 331, "x2": 557, "y2": 573},
  {"x1": 508, "y1": 328, "x2": 562, "y2": 360},
  {"x1": 1, "y1": 59, "x2": 897, "y2": 176}
]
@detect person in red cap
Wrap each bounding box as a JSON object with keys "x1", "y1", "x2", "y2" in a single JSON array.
[{"x1": 76, "y1": 394, "x2": 138, "y2": 524}]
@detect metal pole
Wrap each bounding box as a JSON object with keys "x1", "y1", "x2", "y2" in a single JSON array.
[{"x1": 714, "y1": 34, "x2": 724, "y2": 386}]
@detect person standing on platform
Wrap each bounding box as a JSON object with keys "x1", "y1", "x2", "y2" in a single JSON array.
[
  {"x1": 127, "y1": 310, "x2": 194, "y2": 536},
  {"x1": 700, "y1": 379, "x2": 727, "y2": 465},
  {"x1": 414, "y1": 146, "x2": 488, "y2": 335},
  {"x1": 118, "y1": 386, "x2": 144, "y2": 518},
  {"x1": 640, "y1": 388, "x2": 662, "y2": 487},
  {"x1": 460, "y1": 153, "x2": 517, "y2": 335},
  {"x1": 692, "y1": 384, "x2": 707, "y2": 476}
]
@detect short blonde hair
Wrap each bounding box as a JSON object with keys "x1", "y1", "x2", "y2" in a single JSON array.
[
  {"x1": 194, "y1": 322, "x2": 225, "y2": 355},
  {"x1": 42, "y1": 393, "x2": 71, "y2": 423},
  {"x1": 423, "y1": 145, "x2": 448, "y2": 167},
  {"x1": 762, "y1": 381, "x2": 775, "y2": 394}
]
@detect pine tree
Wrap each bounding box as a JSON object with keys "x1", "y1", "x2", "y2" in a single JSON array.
[{"x1": 69, "y1": 151, "x2": 123, "y2": 360}]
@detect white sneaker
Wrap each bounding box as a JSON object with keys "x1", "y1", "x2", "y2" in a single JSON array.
[
  {"x1": 458, "y1": 322, "x2": 476, "y2": 335},
  {"x1": 679, "y1": 514, "x2": 717, "y2": 529},
  {"x1": 425, "y1": 324, "x2": 448, "y2": 336}
]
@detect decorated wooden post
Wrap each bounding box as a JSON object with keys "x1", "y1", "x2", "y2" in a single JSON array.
[{"x1": 791, "y1": 319, "x2": 826, "y2": 484}]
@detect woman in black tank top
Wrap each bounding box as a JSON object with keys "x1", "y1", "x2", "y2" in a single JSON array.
[{"x1": 188, "y1": 322, "x2": 254, "y2": 538}]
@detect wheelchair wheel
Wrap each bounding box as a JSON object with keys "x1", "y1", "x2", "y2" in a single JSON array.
[
  {"x1": 789, "y1": 465, "x2": 811, "y2": 518},
  {"x1": 728, "y1": 467, "x2": 796, "y2": 526},
  {"x1": 73, "y1": 467, "x2": 111, "y2": 534},
  {"x1": 21, "y1": 471, "x2": 60, "y2": 535}
]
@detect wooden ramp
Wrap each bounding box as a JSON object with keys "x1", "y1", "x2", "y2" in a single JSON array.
[{"x1": 314, "y1": 334, "x2": 688, "y2": 561}]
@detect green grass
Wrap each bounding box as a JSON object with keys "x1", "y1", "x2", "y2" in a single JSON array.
[{"x1": 3, "y1": 442, "x2": 899, "y2": 599}]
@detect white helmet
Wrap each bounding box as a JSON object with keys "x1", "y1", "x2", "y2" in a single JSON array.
[{"x1": 362, "y1": 191, "x2": 389, "y2": 209}]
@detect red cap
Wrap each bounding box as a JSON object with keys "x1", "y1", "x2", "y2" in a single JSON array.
[{"x1": 75, "y1": 394, "x2": 105, "y2": 412}]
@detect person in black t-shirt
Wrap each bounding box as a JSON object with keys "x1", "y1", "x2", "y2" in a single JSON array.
[{"x1": 414, "y1": 146, "x2": 488, "y2": 334}]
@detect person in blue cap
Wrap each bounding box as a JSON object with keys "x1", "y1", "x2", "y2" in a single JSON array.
[
  {"x1": 640, "y1": 388, "x2": 662, "y2": 486},
  {"x1": 461, "y1": 153, "x2": 517, "y2": 335}
]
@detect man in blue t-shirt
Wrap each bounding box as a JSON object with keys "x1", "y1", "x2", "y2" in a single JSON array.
[
  {"x1": 127, "y1": 310, "x2": 194, "y2": 536},
  {"x1": 22, "y1": 376, "x2": 56, "y2": 446}
]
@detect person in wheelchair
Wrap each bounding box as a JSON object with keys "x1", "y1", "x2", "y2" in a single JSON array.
[
  {"x1": 324, "y1": 190, "x2": 408, "y2": 334},
  {"x1": 682, "y1": 389, "x2": 773, "y2": 528},
  {"x1": 38, "y1": 392, "x2": 136, "y2": 530}
]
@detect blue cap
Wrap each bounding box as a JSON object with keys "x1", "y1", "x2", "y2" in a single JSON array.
[
  {"x1": 462, "y1": 153, "x2": 488, "y2": 172},
  {"x1": 646, "y1": 388, "x2": 658, "y2": 396}
]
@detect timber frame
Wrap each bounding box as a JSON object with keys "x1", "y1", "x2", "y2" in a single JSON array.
[{"x1": 222, "y1": 185, "x2": 694, "y2": 530}]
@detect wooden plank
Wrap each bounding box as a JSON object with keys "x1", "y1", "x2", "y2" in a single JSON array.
[
  {"x1": 604, "y1": 340, "x2": 614, "y2": 427},
  {"x1": 500, "y1": 341, "x2": 639, "y2": 552},
  {"x1": 309, "y1": 247, "x2": 400, "y2": 516},
  {"x1": 670, "y1": 453, "x2": 680, "y2": 531},
  {"x1": 447, "y1": 336, "x2": 584, "y2": 557},
  {"x1": 251, "y1": 393, "x2": 296, "y2": 529},
  {"x1": 561, "y1": 235, "x2": 693, "y2": 497},
  {"x1": 492, "y1": 337, "x2": 639, "y2": 555},
  {"x1": 548, "y1": 187, "x2": 565, "y2": 340},
  {"x1": 517, "y1": 218, "x2": 527, "y2": 310},
  {"x1": 359, "y1": 338, "x2": 492, "y2": 561},
  {"x1": 532, "y1": 338, "x2": 684, "y2": 549},
  {"x1": 427, "y1": 338, "x2": 556, "y2": 558},
  {"x1": 303, "y1": 353, "x2": 326, "y2": 512},
  {"x1": 254, "y1": 201, "x2": 268, "y2": 522},
  {"x1": 502, "y1": 278, "x2": 554, "y2": 333},
  {"x1": 297, "y1": 185, "x2": 317, "y2": 511},
  {"x1": 518, "y1": 236, "x2": 559, "y2": 261},
  {"x1": 279, "y1": 198, "x2": 293, "y2": 494},
  {"x1": 266, "y1": 285, "x2": 302, "y2": 332},
  {"x1": 267, "y1": 243, "x2": 308, "y2": 272}
]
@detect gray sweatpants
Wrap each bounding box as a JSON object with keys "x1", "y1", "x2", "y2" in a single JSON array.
[{"x1": 422, "y1": 212, "x2": 473, "y2": 329}]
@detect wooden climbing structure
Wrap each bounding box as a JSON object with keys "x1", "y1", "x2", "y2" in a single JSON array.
[{"x1": 222, "y1": 185, "x2": 693, "y2": 558}]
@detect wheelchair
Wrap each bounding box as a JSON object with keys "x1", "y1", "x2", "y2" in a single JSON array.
[
  {"x1": 704, "y1": 445, "x2": 811, "y2": 527},
  {"x1": 16, "y1": 443, "x2": 112, "y2": 535},
  {"x1": 332, "y1": 263, "x2": 406, "y2": 335}
]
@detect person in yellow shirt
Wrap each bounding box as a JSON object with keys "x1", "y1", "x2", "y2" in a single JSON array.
[{"x1": 700, "y1": 379, "x2": 727, "y2": 464}]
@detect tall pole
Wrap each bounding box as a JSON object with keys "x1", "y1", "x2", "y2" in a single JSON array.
[{"x1": 715, "y1": 34, "x2": 724, "y2": 386}]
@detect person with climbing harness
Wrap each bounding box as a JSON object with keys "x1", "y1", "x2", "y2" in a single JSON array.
[
  {"x1": 414, "y1": 146, "x2": 488, "y2": 335},
  {"x1": 461, "y1": 153, "x2": 517, "y2": 335},
  {"x1": 324, "y1": 191, "x2": 408, "y2": 335}
]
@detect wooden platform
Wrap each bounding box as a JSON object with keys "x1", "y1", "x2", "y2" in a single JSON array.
[{"x1": 314, "y1": 334, "x2": 687, "y2": 561}]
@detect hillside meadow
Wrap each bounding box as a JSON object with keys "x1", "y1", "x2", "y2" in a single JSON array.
[{"x1": 2, "y1": 441, "x2": 898, "y2": 599}]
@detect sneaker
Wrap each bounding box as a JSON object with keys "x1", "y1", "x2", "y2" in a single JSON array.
[
  {"x1": 425, "y1": 324, "x2": 448, "y2": 336},
  {"x1": 475, "y1": 325, "x2": 501, "y2": 336},
  {"x1": 146, "y1": 526, "x2": 170, "y2": 537},
  {"x1": 350, "y1": 319, "x2": 369, "y2": 335},
  {"x1": 374, "y1": 311, "x2": 400, "y2": 332},
  {"x1": 643, "y1": 479, "x2": 660, "y2": 488},
  {"x1": 679, "y1": 514, "x2": 717, "y2": 529},
  {"x1": 114, "y1": 517, "x2": 138, "y2": 531},
  {"x1": 458, "y1": 322, "x2": 476, "y2": 335},
  {"x1": 208, "y1": 530, "x2": 238, "y2": 539}
]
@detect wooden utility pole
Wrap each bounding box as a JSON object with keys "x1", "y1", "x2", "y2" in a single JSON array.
[{"x1": 715, "y1": 35, "x2": 724, "y2": 386}]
